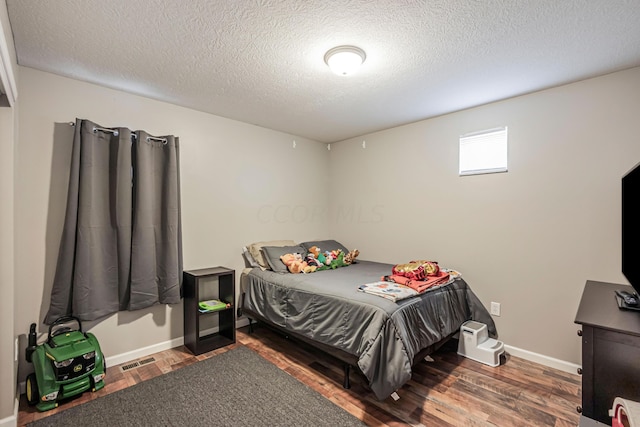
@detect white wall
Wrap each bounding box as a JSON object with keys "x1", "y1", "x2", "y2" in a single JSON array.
[
  {"x1": 329, "y1": 67, "x2": 640, "y2": 365},
  {"x1": 14, "y1": 67, "x2": 330, "y2": 378}
]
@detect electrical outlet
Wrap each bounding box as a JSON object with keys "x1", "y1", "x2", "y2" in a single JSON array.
[{"x1": 491, "y1": 302, "x2": 501, "y2": 316}]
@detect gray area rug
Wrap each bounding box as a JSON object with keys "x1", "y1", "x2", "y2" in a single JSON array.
[{"x1": 28, "y1": 346, "x2": 366, "y2": 426}]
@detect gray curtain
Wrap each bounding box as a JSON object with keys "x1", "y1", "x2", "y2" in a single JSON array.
[{"x1": 45, "y1": 118, "x2": 182, "y2": 323}]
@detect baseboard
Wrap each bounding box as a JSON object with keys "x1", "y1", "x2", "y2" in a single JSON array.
[
  {"x1": 29, "y1": 317, "x2": 249, "y2": 378},
  {"x1": 13, "y1": 325, "x2": 578, "y2": 412},
  {"x1": 504, "y1": 344, "x2": 580, "y2": 375},
  {"x1": 106, "y1": 318, "x2": 248, "y2": 366},
  {"x1": 0, "y1": 397, "x2": 18, "y2": 427},
  {"x1": 105, "y1": 336, "x2": 184, "y2": 367},
  {"x1": 18, "y1": 318, "x2": 251, "y2": 395},
  {"x1": 105, "y1": 321, "x2": 576, "y2": 376},
  {"x1": 18, "y1": 336, "x2": 186, "y2": 396}
]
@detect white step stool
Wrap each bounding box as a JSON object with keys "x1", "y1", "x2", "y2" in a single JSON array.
[
  {"x1": 611, "y1": 397, "x2": 640, "y2": 427},
  {"x1": 457, "y1": 320, "x2": 505, "y2": 367}
]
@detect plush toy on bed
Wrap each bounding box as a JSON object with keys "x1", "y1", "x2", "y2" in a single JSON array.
[
  {"x1": 280, "y1": 253, "x2": 317, "y2": 274},
  {"x1": 344, "y1": 249, "x2": 360, "y2": 265},
  {"x1": 323, "y1": 250, "x2": 337, "y2": 265},
  {"x1": 328, "y1": 251, "x2": 345, "y2": 269},
  {"x1": 305, "y1": 246, "x2": 326, "y2": 268}
]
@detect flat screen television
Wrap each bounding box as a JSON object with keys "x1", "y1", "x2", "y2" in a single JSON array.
[{"x1": 622, "y1": 161, "x2": 640, "y2": 296}]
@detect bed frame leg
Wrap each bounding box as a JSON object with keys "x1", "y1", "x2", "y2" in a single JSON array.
[
  {"x1": 343, "y1": 364, "x2": 351, "y2": 389},
  {"x1": 248, "y1": 318, "x2": 254, "y2": 334}
]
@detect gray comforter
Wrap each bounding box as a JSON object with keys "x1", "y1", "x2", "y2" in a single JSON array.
[{"x1": 240, "y1": 260, "x2": 496, "y2": 400}]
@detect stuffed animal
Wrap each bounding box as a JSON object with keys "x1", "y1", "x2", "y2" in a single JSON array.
[
  {"x1": 323, "y1": 250, "x2": 337, "y2": 265},
  {"x1": 328, "y1": 251, "x2": 345, "y2": 269},
  {"x1": 308, "y1": 246, "x2": 326, "y2": 265},
  {"x1": 280, "y1": 253, "x2": 317, "y2": 274},
  {"x1": 344, "y1": 249, "x2": 360, "y2": 265},
  {"x1": 317, "y1": 252, "x2": 326, "y2": 264},
  {"x1": 304, "y1": 253, "x2": 323, "y2": 268},
  {"x1": 304, "y1": 246, "x2": 324, "y2": 268},
  {"x1": 303, "y1": 264, "x2": 317, "y2": 274}
]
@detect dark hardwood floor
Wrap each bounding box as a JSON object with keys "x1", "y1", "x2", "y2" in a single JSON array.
[{"x1": 18, "y1": 325, "x2": 581, "y2": 426}]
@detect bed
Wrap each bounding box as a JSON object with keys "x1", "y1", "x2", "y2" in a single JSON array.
[{"x1": 239, "y1": 239, "x2": 497, "y2": 400}]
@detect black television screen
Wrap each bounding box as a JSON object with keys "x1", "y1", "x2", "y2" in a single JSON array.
[{"x1": 622, "y1": 162, "x2": 640, "y2": 296}]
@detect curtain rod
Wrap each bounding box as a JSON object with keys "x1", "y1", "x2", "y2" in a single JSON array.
[
  {"x1": 68, "y1": 122, "x2": 167, "y2": 144},
  {"x1": 133, "y1": 133, "x2": 168, "y2": 144},
  {"x1": 68, "y1": 122, "x2": 119, "y2": 136},
  {"x1": 93, "y1": 126, "x2": 119, "y2": 136}
]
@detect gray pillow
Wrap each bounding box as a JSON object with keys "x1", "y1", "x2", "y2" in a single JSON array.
[
  {"x1": 247, "y1": 240, "x2": 297, "y2": 270},
  {"x1": 261, "y1": 245, "x2": 306, "y2": 273},
  {"x1": 300, "y1": 239, "x2": 350, "y2": 255}
]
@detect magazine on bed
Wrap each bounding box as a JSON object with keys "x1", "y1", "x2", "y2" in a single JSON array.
[{"x1": 357, "y1": 281, "x2": 418, "y2": 302}]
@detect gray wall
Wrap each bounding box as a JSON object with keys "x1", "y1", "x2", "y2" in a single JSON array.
[
  {"x1": 0, "y1": 0, "x2": 17, "y2": 423},
  {"x1": 0, "y1": 96, "x2": 16, "y2": 425},
  {"x1": 329, "y1": 67, "x2": 640, "y2": 364},
  {"x1": 13, "y1": 67, "x2": 330, "y2": 379}
]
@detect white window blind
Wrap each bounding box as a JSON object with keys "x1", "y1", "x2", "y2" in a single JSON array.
[{"x1": 459, "y1": 127, "x2": 508, "y2": 176}]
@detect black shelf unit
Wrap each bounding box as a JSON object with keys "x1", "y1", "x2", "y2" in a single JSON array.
[{"x1": 183, "y1": 266, "x2": 236, "y2": 355}]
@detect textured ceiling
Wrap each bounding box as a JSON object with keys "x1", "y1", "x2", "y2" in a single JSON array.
[{"x1": 6, "y1": 0, "x2": 640, "y2": 143}]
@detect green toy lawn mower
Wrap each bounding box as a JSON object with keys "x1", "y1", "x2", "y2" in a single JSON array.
[{"x1": 25, "y1": 316, "x2": 106, "y2": 412}]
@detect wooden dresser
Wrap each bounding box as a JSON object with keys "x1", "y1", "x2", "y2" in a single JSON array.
[{"x1": 575, "y1": 280, "x2": 640, "y2": 425}]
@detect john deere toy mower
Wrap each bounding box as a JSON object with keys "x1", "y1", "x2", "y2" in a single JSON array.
[{"x1": 25, "y1": 316, "x2": 106, "y2": 412}]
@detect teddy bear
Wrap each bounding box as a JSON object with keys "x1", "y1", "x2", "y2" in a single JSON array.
[
  {"x1": 280, "y1": 252, "x2": 304, "y2": 273},
  {"x1": 344, "y1": 249, "x2": 360, "y2": 265},
  {"x1": 280, "y1": 253, "x2": 317, "y2": 274}
]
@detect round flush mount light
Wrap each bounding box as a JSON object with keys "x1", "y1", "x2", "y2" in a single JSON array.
[{"x1": 324, "y1": 45, "x2": 366, "y2": 76}]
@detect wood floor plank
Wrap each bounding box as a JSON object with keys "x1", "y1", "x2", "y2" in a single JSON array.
[
  {"x1": 17, "y1": 326, "x2": 582, "y2": 427},
  {"x1": 402, "y1": 380, "x2": 498, "y2": 426},
  {"x1": 420, "y1": 354, "x2": 581, "y2": 423},
  {"x1": 437, "y1": 351, "x2": 581, "y2": 401},
  {"x1": 555, "y1": 418, "x2": 579, "y2": 427}
]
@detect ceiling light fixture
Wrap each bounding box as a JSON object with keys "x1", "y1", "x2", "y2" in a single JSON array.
[{"x1": 324, "y1": 46, "x2": 366, "y2": 76}]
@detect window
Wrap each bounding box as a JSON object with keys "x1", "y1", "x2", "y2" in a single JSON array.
[{"x1": 459, "y1": 127, "x2": 508, "y2": 176}]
